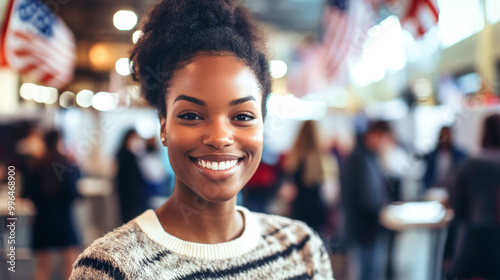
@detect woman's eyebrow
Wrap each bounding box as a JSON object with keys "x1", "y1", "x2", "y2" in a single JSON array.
[
  {"x1": 229, "y1": 96, "x2": 256, "y2": 106},
  {"x1": 174, "y1": 95, "x2": 205, "y2": 106},
  {"x1": 173, "y1": 95, "x2": 256, "y2": 106}
]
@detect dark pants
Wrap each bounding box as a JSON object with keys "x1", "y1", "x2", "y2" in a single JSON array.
[{"x1": 349, "y1": 233, "x2": 389, "y2": 280}]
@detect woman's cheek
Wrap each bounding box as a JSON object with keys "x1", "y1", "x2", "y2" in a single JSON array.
[
  {"x1": 169, "y1": 125, "x2": 196, "y2": 145},
  {"x1": 166, "y1": 126, "x2": 196, "y2": 168},
  {"x1": 240, "y1": 126, "x2": 263, "y2": 162},
  {"x1": 247, "y1": 125, "x2": 264, "y2": 148}
]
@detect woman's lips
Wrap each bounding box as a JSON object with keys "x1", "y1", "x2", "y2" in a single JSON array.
[{"x1": 190, "y1": 157, "x2": 244, "y2": 180}]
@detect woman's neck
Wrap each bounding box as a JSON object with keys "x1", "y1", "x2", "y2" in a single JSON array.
[{"x1": 155, "y1": 182, "x2": 244, "y2": 244}]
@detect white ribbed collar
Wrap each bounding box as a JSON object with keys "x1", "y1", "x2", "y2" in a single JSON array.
[{"x1": 135, "y1": 206, "x2": 261, "y2": 260}]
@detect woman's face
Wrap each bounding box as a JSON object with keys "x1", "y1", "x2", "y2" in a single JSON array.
[{"x1": 161, "y1": 54, "x2": 264, "y2": 202}]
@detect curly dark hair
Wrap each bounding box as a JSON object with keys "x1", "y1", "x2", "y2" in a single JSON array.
[{"x1": 130, "y1": 0, "x2": 272, "y2": 119}]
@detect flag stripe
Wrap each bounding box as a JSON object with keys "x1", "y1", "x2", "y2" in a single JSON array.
[
  {"x1": 287, "y1": 0, "x2": 374, "y2": 97},
  {"x1": 398, "y1": 0, "x2": 439, "y2": 38},
  {"x1": 3, "y1": 0, "x2": 75, "y2": 89},
  {"x1": 0, "y1": 0, "x2": 15, "y2": 66},
  {"x1": 13, "y1": 45, "x2": 73, "y2": 75},
  {"x1": 12, "y1": 33, "x2": 75, "y2": 73},
  {"x1": 19, "y1": 60, "x2": 68, "y2": 86},
  {"x1": 322, "y1": 0, "x2": 371, "y2": 80},
  {"x1": 12, "y1": 47, "x2": 72, "y2": 81},
  {"x1": 12, "y1": 30, "x2": 75, "y2": 60}
]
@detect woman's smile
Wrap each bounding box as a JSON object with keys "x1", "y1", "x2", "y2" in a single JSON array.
[{"x1": 189, "y1": 154, "x2": 245, "y2": 181}]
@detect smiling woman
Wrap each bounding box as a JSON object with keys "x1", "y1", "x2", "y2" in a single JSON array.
[
  {"x1": 162, "y1": 55, "x2": 263, "y2": 201},
  {"x1": 69, "y1": 0, "x2": 333, "y2": 279}
]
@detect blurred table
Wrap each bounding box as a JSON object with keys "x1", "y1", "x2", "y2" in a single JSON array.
[{"x1": 380, "y1": 201, "x2": 454, "y2": 280}]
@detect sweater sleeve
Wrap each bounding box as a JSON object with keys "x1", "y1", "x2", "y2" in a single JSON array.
[
  {"x1": 69, "y1": 248, "x2": 128, "y2": 280},
  {"x1": 308, "y1": 230, "x2": 334, "y2": 280}
]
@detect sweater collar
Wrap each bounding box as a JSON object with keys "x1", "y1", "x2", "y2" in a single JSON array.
[{"x1": 134, "y1": 206, "x2": 261, "y2": 260}]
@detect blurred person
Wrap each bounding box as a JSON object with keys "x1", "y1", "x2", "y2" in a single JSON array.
[
  {"x1": 379, "y1": 137, "x2": 410, "y2": 201},
  {"x1": 422, "y1": 126, "x2": 467, "y2": 191},
  {"x1": 70, "y1": 1, "x2": 333, "y2": 278},
  {"x1": 138, "y1": 136, "x2": 169, "y2": 209},
  {"x1": 14, "y1": 122, "x2": 45, "y2": 217},
  {"x1": 23, "y1": 130, "x2": 81, "y2": 280},
  {"x1": 422, "y1": 126, "x2": 467, "y2": 275},
  {"x1": 449, "y1": 114, "x2": 500, "y2": 279},
  {"x1": 15, "y1": 122, "x2": 46, "y2": 177},
  {"x1": 329, "y1": 136, "x2": 351, "y2": 169},
  {"x1": 115, "y1": 129, "x2": 148, "y2": 223},
  {"x1": 341, "y1": 120, "x2": 393, "y2": 280},
  {"x1": 13, "y1": 122, "x2": 46, "y2": 221},
  {"x1": 281, "y1": 120, "x2": 328, "y2": 233}
]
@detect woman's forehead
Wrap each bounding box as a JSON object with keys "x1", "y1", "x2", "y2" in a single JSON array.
[
  {"x1": 174, "y1": 54, "x2": 253, "y2": 81},
  {"x1": 168, "y1": 55, "x2": 261, "y2": 103}
]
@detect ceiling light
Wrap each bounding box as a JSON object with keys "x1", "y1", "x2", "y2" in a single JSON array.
[
  {"x1": 132, "y1": 30, "x2": 143, "y2": 43},
  {"x1": 60, "y1": 91, "x2": 76, "y2": 108},
  {"x1": 269, "y1": 60, "x2": 287, "y2": 79},
  {"x1": 76, "y1": 90, "x2": 94, "y2": 108},
  {"x1": 113, "y1": 10, "x2": 138, "y2": 31},
  {"x1": 32, "y1": 86, "x2": 48, "y2": 103},
  {"x1": 92, "y1": 91, "x2": 117, "y2": 111},
  {"x1": 115, "y1": 58, "x2": 131, "y2": 76},
  {"x1": 89, "y1": 43, "x2": 110, "y2": 69},
  {"x1": 44, "y1": 87, "x2": 59, "y2": 104},
  {"x1": 20, "y1": 83, "x2": 36, "y2": 100}
]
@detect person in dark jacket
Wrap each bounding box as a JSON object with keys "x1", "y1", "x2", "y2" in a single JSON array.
[
  {"x1": 341, "y1": 120, "x2": 393, "y2": 280},
  {"x1": 422, "y1": 126, "x2": 467, "y2": 275},
  {"x1": 423, "y1": 126, "x2": 467, "y2": 190},
  {"x1": 115, "y1": 129, "x2": 148, "y2": 223},
  {"x1": 449, "y1": 114, "x2": 500, "y2": 279},
  {"x1": 24, "y1": 130, "x2": 81, "y2": 280}
]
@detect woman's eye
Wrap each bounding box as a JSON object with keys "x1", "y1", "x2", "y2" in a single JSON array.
[
  {"x1": 177, "y1": 113, "x2": 202, "y2": 120},
  {"x1": 234, "y1": 114, "x2": 255, "y2": 121}
]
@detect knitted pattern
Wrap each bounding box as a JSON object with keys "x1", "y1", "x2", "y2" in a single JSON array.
[{"x1": 70, "y1": 206, "x2": 334, "y2": 279}]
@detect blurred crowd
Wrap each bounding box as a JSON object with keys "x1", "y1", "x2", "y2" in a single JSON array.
[{"x1": 1, "y1": 113, "x2": 500, "y2": 280}]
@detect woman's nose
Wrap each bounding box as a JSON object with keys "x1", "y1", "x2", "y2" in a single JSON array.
[{"x1": 202, "y1": 119, "x2": 235, "y2": 149}]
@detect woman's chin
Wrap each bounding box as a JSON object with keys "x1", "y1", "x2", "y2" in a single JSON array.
[
  {"x1": 190, "y1": 181, "x2": 242, "y2": 204},
  {"x1": 197, "y1": 191, "x2": 239, "y2": 204}
]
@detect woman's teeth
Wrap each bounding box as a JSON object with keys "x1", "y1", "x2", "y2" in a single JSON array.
[{"x1": 196, "y1": 159, "x2": 239, "y2": 171}]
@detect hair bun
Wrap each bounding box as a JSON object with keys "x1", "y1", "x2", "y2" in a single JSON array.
[
  {"x1": 142, "y1": 0, "x2": 262, "y2": 49},
  {"x1": 232, "y1": 5, "x2": 263, "y2": 49}
]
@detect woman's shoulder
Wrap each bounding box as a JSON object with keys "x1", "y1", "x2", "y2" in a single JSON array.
[
  {"x1": 248, "y1": 211, "x2": 333, "y2": 278},
  {"x1": 70, "y1": 218, "x2": 157, "y2": 279},
  {"x1": 88, "y1": 221, "x2": 141, "y2": 249},
  {"x1": 74, "y1": 220, "x2": 145, "y2": 260},
  {"x1": 251, "y1": 211, "x2": 322, "y2": 241}
]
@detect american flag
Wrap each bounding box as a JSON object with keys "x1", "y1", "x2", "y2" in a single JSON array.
[
  {"x1": 386, "y1": 0, "x2": 439, "y2": 38},
  {"x1": 322, "y1": 0, "x2": 375, "y2": 80},
  {"x1": 0, "y1": 0, "x2": 76, "y2": 89},
  {"x1": 287, "y1": 0, "x2": 375, "y2": 98}
]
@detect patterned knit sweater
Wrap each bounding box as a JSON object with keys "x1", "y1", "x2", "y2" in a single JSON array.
[{"x1": 69, "y1": 206, "x2": 334, "y2": 279}]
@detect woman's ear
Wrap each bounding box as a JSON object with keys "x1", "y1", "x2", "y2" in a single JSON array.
[{"x1": 160, "y1": 117, "x2": 167, "y2": 147}]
